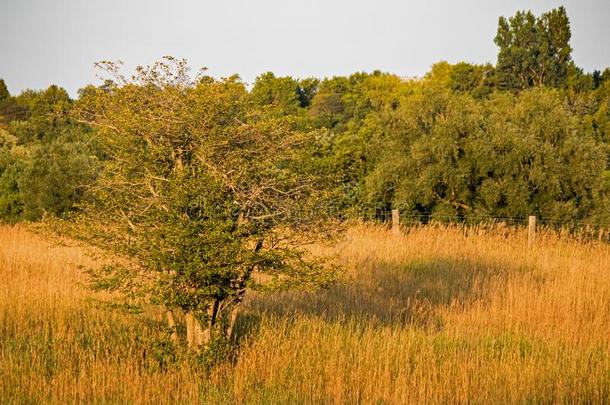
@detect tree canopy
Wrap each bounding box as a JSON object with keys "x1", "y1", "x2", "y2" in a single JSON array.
[
  {"x1": 0, "y1": 79, "x2": 9, "y2": 103},
  {"x1": 68, "y1": 58, "x2": 338, "y2": 349},
  {"x1": 495, "y1": 7, "x2": 572, "y2": 90}
]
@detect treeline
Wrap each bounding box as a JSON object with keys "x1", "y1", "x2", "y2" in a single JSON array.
[
  {"x1": 1, "y1": 6, "x2": 609, "y2": 225},
  {"x1": 0, "y1": 82, "x2": 99, "y2": 221}
]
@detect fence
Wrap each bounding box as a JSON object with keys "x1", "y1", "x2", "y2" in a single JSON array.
[
  {"x1": 379, "y1": 209, "x2": 610, "y2": 244},
  {"x1": 243, "y1": 205, "x2": 610, "y2": 243}
]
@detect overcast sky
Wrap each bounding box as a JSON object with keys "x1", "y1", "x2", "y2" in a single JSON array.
[{"x1": 1, "y1": 0, "x2": 609, "y2": 96}]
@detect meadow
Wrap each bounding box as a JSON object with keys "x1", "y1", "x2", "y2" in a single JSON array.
[{"x1": 1, "y1": 223, "x2": 609, "y2": 404}]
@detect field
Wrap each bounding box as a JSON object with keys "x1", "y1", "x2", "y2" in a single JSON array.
[{"x1": 1, "y1": 223, "x2": 609, "y2": 404}]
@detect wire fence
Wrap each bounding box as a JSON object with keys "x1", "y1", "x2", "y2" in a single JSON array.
[
  {"x1": 362, "y1": 210, "x2": 609, "y2": 227},
  {"x1": 242, "y1": 205, "x2": 610, "y2": 242},
  {"x1": 356, "y1": 209, "x2": 610, "y2": 243}
]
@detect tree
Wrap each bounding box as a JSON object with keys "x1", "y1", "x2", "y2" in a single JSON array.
[
  {"x1": 475, "y1": 88, "x2": 607, "y2": 220},
  {"x1": 362, "y1": 85, "x2": 608, "y2": 222},
  {"x1": 364, "y1": 86, "x2": 484, "y2": 219},
  {"x1": 8, "y1": 85, "x2": 72, "y2": 143},
  {"x1": 0, "y1": 79, "x2": 9, "y2": 103},
  {"x1": 0, "y1": 79, "x2": 14, "y2": 126},
  {"x1": 18, "y1": 138, "x2": 99, "y2": 220},
  {"x1": 251, "y1": 72, "x2": 302, "y2": 114},
  {"x1": 0, "y1": 85, "x2": 100, "y2": 223},
  {"x1": 0, "y1": 129, "x2": 25, "y2": 221},
  {"x1": 71, "y1": 58, "x2": 338, "y2": 351},
  {"x1": 308, "y1": 73, "x2": 375, "y2": 130},
  {"x1": 495, "y1": 7, "x2": 572, "y2": 90},
  {"x1": 449, "y1": 62, "x2": 495, "y2": 98},
  {"x1": 296, "y1": 77, "x2": 320, "y2": 108}
]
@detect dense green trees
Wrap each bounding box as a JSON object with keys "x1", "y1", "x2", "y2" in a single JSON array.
[
  {"x1": 251, "y1": 72, "x2": 302, "y2": 114},
  {"x1": 293, "y1": 7, "x2": 610, "y2": 224},
  {"x1": 0, "y1": 80, "x2": 8, "y2": 102},
  {"x1": 0, "y1": 130, "x2": 25, "y2": 219},
  {"x1": 251, "y1": 72, "x2": 320, "y2": 114},
  {"x1": 0, "y1": 84, "x2": 99, "y2": 221},
  {"x1": 495, "y1": 7, "x2": 572, "y2": 91},
  {"x1": 362, "y1": 86, "x2": 608, "y2": 222},
  {"x1": 0, "y1": 6, "x2": 608, "y2": 229},
  {"x1": 0, "y1": 80, "x2": 15, "y2": 126},
  {"x1": 449, "y1": 62, "x2": 495, "y2": 98}
]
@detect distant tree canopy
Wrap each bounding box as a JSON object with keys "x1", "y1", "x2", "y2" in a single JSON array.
[
  {"x1": 495, "y1": 6, "x2": 572, "y2": 90},
  {"x1": 0, "y1": 79, "x2": 9, "y2": 102},
  {"x1": 251, "y1": 72, "x2": 320, "y2": 114},
  {"x1": 0, "y1": 83, "x2": 99, "y2": 222},
  {"x1": 0, "y1": 79, "x2": 14, "y2": 126},
  {"x1": 449, "y1": 62, "x2": 495, "y2": 98},
  {"x1": 0, "y1": 6, "x2": 609, "y2": 229},
  {"x1": 363, "y1": 85, "x2": 608, "y2": 222}
]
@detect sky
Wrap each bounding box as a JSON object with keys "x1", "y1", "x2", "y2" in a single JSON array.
[{"x1": 1, "y1": 0, "x2": 609, "y2": 97}]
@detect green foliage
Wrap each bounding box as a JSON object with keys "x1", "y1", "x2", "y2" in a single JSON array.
[
  {"x1": 0, "y1": 85, "x2": 99, "y2": 223},
  {"x1": 449, "y1": 62, "x2": 495, "y2": 98},
  {"x1": 0, "y1": 130, "x2": 25, "y2": 221},
  {"x1": 251, "y1": 72, "x2": 302, "y2": 114},
  {"x1": 251, "y1": 72, "x2": 320, "y2": 114},
  {"x1": 363, "y1": 86, "x2": 609, "y2": 221},
  {"x1": 305, "y1": 72, "x2": 411, "y2": 211},
  {"x1": 68, "y1": 58, "x2": 338, "y2": 346},
  {"x1": 0, "y1": 79, "x2": 9, "y2": 102},
  {"x1": 495, "y1": 7, "x2": 572, "y2": 90},
  {"x1": 296, "y1": 77, "x2": 320, "y2": 108},
  {"x1": 308, "y1": 73, "x2": 370, "y2": 130},
  {"x1": 0, "y1": 79, "x2": 15, "y2": 126},
  {"x1": 18, "y1": 138, "x2": 99, "y2": 220}
]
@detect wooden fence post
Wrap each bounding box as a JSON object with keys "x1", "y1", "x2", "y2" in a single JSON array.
[
  {"x1": 528, "y1": 215, "x2": 536, "y2": 248},
  {"x1": 165, "y1": 308, "x2": 178, "y2": 344},
  {"x1": 392, "y1": 209, "x2": 400, "y2": 235}
]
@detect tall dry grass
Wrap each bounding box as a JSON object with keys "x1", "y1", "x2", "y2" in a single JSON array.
[
  {"x1": 0, "y1": 226, "x2": 202, "y2": 404},
  {"x1": 1, "y1": 223, "x2": 609, "y2": 403}
]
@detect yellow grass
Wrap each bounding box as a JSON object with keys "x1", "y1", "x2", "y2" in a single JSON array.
[{"x1": 1, "y1": 223, "x2": 609, "y2": 403}]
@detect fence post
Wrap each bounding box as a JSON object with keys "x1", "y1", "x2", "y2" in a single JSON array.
[
  {"x1": 392, "y1": 209, "x2": 400, "y2": 235},
  {"x1": 528, "y1": 215, "x2": 536, "y2": 248}
]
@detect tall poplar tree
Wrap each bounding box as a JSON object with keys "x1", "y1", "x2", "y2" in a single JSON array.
[{"x1": 495, "y1": 7, "x2": 572, "y2": 90}]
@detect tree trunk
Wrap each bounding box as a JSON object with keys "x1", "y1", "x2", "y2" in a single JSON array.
[
  {"x1": 192, "y1": 300, "x2": 219, "y2": 349},
  {"x1": 194, "y1": 318, "x2": 205, "y2": 348},
  {"x1": 222, "y1": 240, "x2": 262, "y2": 340},
  {"x1": 165, "y1": 308, "x2": 178, "y2": 344},
  {"x1": 185, "y1": 311, "x2": 195, "y2": 349},
  {"x1": 204, "y1": 300, "x2": 218, "y2": 345},
  {"x1": 225, "y1": 303, "x2": 241, "y2": 340}
]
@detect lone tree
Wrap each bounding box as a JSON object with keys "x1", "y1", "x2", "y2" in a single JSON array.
[
  {"x1": 495, "y1": 7, "x2": 572, "y2": 90},
  {"x1": 72, "y1": 58, "x2": 338, "y2": 350}
]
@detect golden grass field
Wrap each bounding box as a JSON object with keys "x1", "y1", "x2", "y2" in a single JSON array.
[{"x1": 1, "y1": 223, "x2": 609, "y2": 404}]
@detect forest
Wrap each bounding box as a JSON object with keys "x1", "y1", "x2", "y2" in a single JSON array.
[{"x1": 1, "y1": 6, "x2": 609, "y2": 227}]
